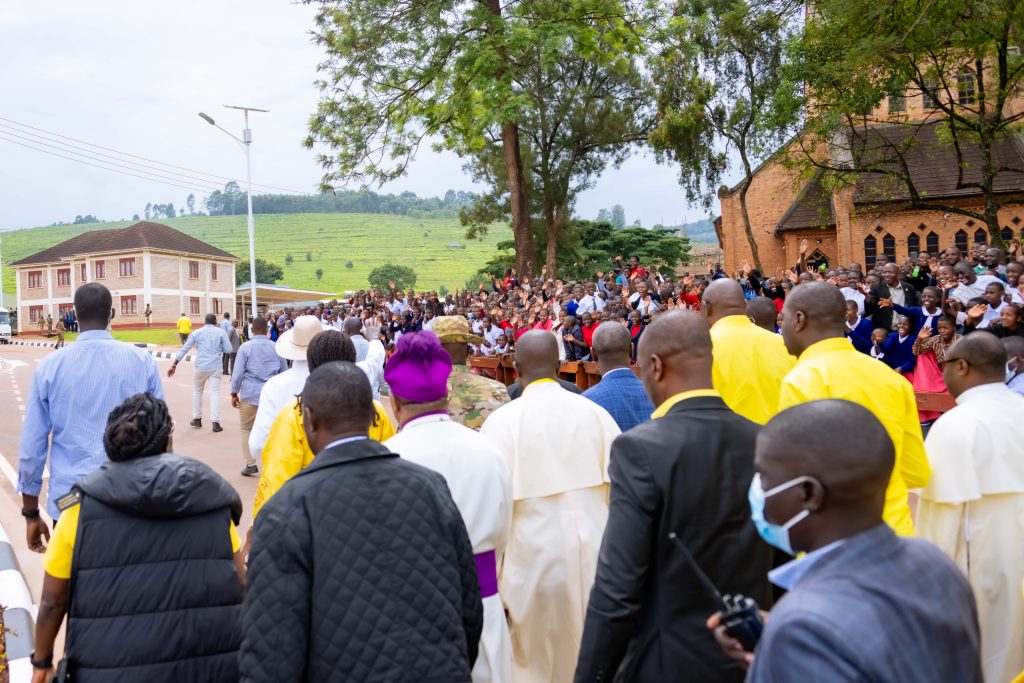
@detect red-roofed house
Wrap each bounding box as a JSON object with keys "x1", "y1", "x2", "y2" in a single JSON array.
[{"x1": 11, "y1": 221, "x2": 238, "y2": 328}]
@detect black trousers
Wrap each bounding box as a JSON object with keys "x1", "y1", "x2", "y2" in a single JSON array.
[{"x1": 222, "y1": 352, "x2": 236, "y2": 375}]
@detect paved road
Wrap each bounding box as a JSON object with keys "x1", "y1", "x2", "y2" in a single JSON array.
[{"x1": 0, "y1": 341, "x2": 260, "y2": 612}]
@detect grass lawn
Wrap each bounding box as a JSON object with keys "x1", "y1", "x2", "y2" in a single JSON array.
[
  {"x1": 1, "y1": 213, "x2": 512, "y2": 297},
  {"x1": 54, "y1": 329, "x2": 183, "y2": 346}
]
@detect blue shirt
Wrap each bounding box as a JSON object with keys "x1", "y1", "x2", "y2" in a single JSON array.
[
  {"x1": 351, "y1": 334, "x2": 369, "y2": 362},
  {"x1": 767, "y1": 539, "x2": 845, "y2": 590},
  {"x1": 581, "y1": 367, "x2": 654, "y2": 432},
  {"x1": 176, "y1": 324, "x2": 232, "y2": 372},
  {"x1": 18, "y1": 330, "x2": 164, "y2": 519},
  {"x1": 231, "y1": 336, "x2": 288, "y2": 404}
]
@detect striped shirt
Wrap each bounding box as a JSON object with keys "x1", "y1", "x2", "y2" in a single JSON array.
[{"x1": 18, "y1": 330, "x2": 164, "y2": 519}]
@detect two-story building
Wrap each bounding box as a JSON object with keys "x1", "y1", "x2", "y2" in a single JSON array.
[{"x1": 10, "y1": 221, "x2": 238, "y2": 328}]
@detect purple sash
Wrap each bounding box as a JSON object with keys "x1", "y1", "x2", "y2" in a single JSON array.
[{"x1": 474, "y1": 550, "x2": 498, "y2": 598}]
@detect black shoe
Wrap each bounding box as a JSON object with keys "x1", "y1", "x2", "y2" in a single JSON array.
[
  {"x1": 189, "y1": 418, "x2": 202, "y2": 429},
  {"x1": 241, "y1": 464, "x2": 259, "y2": 477},
  {"x1": 212, "y1": 422, "x2": 223, "y2": 433}
]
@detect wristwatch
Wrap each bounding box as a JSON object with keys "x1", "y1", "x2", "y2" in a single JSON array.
[
  {"x1": 21, "y1": 508, "x2": 40, "y2": 519},
  {"x1": 30, "y1": 652, "x2": 52, "y2": 669}
]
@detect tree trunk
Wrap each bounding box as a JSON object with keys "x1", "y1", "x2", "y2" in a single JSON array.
[
  {"x1": 546, "y1": 204, "x2": 565, "y2": 278},
  {"x1": 503, "y1": 121, "x2": 536, "y2": 278},
  {"x1": 983, "y1": 194, "x2": 1003, "y2": 248},
  {"x1": 737, "y1": 181, "x2": 763, "y2": 272}
]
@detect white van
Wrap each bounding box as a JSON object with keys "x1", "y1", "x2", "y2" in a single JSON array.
[{"x1": 0, "y1": 307, "x2": 11, "y2": 343}]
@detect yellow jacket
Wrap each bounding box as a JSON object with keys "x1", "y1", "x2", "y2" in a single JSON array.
[
  {"x1": 252, "y1": 397, "x2": 395, "y2": 518},
  {"x1": 779, "y1": 337, "x2": 930, "y2": 537},
  {"x1": 710, "y1": 315, "x2": 795, "y2": 425},
  {"x1": 177, "y1": 316, "x2": 192, "y2": 334}
]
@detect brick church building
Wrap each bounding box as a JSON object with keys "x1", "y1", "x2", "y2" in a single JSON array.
[{"x1": 715, "y1": 84, "x2": 1024, "y2": 273}]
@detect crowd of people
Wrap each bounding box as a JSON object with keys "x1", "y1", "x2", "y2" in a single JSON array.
[{"x1": 11, "y1": 231, "x2": 1024, "y2": 683}]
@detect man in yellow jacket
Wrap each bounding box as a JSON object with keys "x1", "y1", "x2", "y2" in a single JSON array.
[
  {"x1": 250, "y1": 330, "x2": 394, "y2": 522},
  {"x1": 778, "y1": 283, "x2": 930, "y2": 537},
  {"x1": 703, "y1": 278, "x2": 795, "y2": 424},
  {"x1": 176, "y1": 313, "x2": 192, "y2": 344}
]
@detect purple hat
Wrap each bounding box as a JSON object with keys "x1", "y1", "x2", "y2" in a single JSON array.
[{"x1": 384, "y1": 330, "x2": 453, "y2": 403}]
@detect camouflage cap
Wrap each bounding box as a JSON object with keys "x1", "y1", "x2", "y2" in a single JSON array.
[{"x1": 432, "y1": 316, "x2": 484, "y2": 344}]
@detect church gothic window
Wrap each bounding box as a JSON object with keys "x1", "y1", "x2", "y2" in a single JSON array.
[
  {"x1": 926, "y1": 231, "x2": 939, "y2": 253},
  {"x1": 955, "y1": 229, "x2": 969, "y2": 252},
  {"x1": 907, "y1": 233, "x2": 920, "y2": 255},
  {"x1": 882, "y1": 233, "x2": 896, "y2": 260},
  {"x1": 864, "y1": 235, "x2": 877, "y2": 269},
  {"x1": 974, "y1": 228, "x2": 987, "y2": 244}
]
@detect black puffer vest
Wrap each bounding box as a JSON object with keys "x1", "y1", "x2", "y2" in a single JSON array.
[{"x1": 65, "y1": 453, "x2": 243, "y2": 683}]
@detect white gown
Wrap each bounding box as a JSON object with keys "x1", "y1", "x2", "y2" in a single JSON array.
[
  {"x1": 385, "y1": 414, "x2": 514, "y2": 683},
  {"x1": 916, "y1": 382, "x2": 1024, "y2": 683},
  {"x1": 481, "y1": 381, "x2": 621, "y2": 683}
]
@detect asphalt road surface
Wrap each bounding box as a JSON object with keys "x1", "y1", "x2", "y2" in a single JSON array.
[{"x1": 0, "y1": 341, "x2": 260, "y2": 627}]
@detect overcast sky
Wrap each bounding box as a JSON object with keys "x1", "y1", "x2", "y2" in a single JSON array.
[{"x1": 0, "y1": 0, "x2": 725, "y2": 232}]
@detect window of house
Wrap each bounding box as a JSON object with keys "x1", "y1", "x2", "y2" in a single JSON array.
[
  {"x1": 921, "y1": 76, "x2": 939, "y2": 109},
  {"x1": 211, "y1": 263, "x2": 218, "y2": 281},
  {"x1": 29, "y1": 306, "x2": 44, "y2": 323},
  {"x1": 27, "y1": 271, "x2": 43, "y2": 288},
  {"x1": 1002, "y1": 227, "x2": 1014, "y2": 243},
  {"x1": 56, "y1": 268, "x2": 71, "y2": 287},
  {"x1": 973, "y1": 228, "x2": 987, "y2": 244},
  {"x1": 95, "y1": 260, "x2": 106, "y2": 279},
  {"x1": 906, "y1": 233, "x2": 920, "y2": 256},
  {"x1": 58, "y1": 303, "x2": 74, "y2": 317},
  {"x1": 888, "y1": 92, "x2": 906, "y2": 114},
  {"x1": 957, "y1": 68, "x2": 976, "y2": 105},
  {"x1": 213, "y1": 298, "x2": 222, "y2": 315},
  {"x1": 188, "y1": 261, "x2": 200, "y2": 279},
  {"x1": 80, "y1": 263, "x2": 87, "y2": 283},
  {"x1": 882, "y1": 233, "x2": 896, "y2": 260},
  {"x1": 955, "y1": 229, "x2": 969, "y2": 252},
  {"x1": 119, "y1": 257, "x2": 136, "y2": 277},
  {"x1": 864, "y1": 235, "x2": 877, "y2": 269},
  {"x1": 120, "y1": 295, "x2": 138, "y2": 316},
  {"x1": 189, "y1": 297, "x2": 201, "y2": 315},
  {"x1": 926, "y1": 231, "x2": 940, "y2": 253}
]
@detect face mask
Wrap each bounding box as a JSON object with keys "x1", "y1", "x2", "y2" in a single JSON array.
[{"x1": 748, "y1": 473, "x2": 811, "y2": 556}]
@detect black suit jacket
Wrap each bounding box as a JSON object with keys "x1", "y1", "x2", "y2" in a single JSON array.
[
  {"x1": 574, "y1": 396, "x2": 772, "y2": 683},
  {"x1": 867, "y1": 281, "x2": 920, "y2": 330}
]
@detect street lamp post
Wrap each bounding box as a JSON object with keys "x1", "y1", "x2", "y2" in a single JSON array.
[{"x1": 198, "y1": 105, "x2": 268, "y2": 318}]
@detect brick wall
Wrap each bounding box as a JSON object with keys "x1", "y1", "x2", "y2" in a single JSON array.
[
  {"x1": 209, "y1": 260, "x2": 235, "y2": 293},
  {"x1": 150, "y1": 294, "x2": 183, "y2": 325},
  {"x1": 152, "y1": 255, "x2": 180, "y2": 288}
]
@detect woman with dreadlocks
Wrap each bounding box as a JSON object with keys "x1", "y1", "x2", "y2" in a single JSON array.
[{"x1": 31, "y1": 392, "x2": 243, "y2": 683}]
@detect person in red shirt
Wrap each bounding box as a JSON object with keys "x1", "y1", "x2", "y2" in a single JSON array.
[{"x1": 581, "y1": 312, "x2": 599, "y2": 348}]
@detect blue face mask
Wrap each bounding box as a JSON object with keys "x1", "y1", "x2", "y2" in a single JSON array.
[{"x1": 748, "y1": 473, "x2": 811, "y2": 556}]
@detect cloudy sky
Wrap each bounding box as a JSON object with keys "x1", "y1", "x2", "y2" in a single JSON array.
[{"x1": 0, "y1": 0, "x2": 727, "y2": 232}]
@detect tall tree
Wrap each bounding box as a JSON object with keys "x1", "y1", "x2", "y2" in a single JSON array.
[
  {"x1": 186, "y1": 193, "x2": 196, "y2": 215},
  {"x1": 610, "y1": 204, "x2": 627, "y2": 229},
  {"x1": 650, "y1": 0, "x2": 802, "y2": 271},
  {"x1": 793, "y1": 0, "x2": 1024, "y2": 245},
  {"x1": 302, "y1": 0, "x2": 653, "y2": 278}
]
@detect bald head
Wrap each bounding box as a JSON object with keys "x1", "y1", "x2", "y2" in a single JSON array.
[
  {"x1": 746, "y1": 297, "x2": 778, "y2": 332},
  {"x1": 591, "y1": 323, "x2": 631, "y2": 370},
  {"x1": 780, "y1": 282, "x2": 846, "y2": 356},
  {"x1": 702, "y1": 279, "x2": 747, "y2": 325},
  {"x1": 637, "y1": 310, "x2": 713, "y2": 407},
  {"x1": 515, "y1": 330, "x2": 560, "y2": 383},
  {"x1": 757, "y1": 399, "x2": 894, "y2": 553},
  {"x1": 944, "y1": 331, "x2": 1007, "y2": 397},
  {"x1": 343, "y1": 317, "x2": 363, "y2": 336}
]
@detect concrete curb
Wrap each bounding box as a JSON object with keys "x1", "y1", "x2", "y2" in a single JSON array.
[
  {"x1": 8, "y1": 340, "x2": 192, "y2": 362},
  {"x1": 0, "y1": 523, "x2": 34, "y2": 682}
]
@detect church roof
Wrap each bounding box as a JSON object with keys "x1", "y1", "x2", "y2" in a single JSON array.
[
  {"x1": 776, "y1": 169, "x2": 835, "y2": 232},
  {"x1": 11, "y1": 221, "x2": 237, "y2": 266},
  {"x1": 851, "y1": 121, "x2": 1024, "y2": 204}
]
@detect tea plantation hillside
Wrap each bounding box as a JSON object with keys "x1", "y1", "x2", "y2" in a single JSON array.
[{"x1": 1, "y1": 213, "x2": 512, "y2": 296}]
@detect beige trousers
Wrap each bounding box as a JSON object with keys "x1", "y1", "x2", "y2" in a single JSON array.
[{"x1": 239, "y1": 401, "x2": 259, "y2": 467}]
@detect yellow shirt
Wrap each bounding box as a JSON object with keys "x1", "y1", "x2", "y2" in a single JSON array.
[
  {"x1": 176, "y1": 316, "x2": 192, "y2": 334},
  {"x1": 252, "y1": 398, "x2": 395, "y2": 518},
  {"x1": 652, "y1": 389, "x2": 721, "y2": 419},
  {"x1": 43, "y1": 503, "x2": 240, "y2": 580},
  {"x1": 710, "y1": 315, "x2": 796, "y2": 425},
  {"x1": 778, "y1": 337, "x2": 931, "y2": 537}
]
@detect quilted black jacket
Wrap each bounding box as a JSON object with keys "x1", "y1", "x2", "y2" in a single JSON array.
[{"x1": 239, "y1": 438, "x2": 483, "y2": 683}]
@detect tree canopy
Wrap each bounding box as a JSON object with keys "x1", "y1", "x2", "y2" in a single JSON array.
[
  {"x1": 236, "y1": 258, "x2": 284, "y2": 286},
  {"x1": 368, "y1": 263, "x2": 418, "y2": 292}
]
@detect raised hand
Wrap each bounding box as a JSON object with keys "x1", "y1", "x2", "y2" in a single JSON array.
[
  {"x1": 879, "y1": 298, "x2": 893, "y2": 309},
  {"x1": 967, "y1": 303, "x2": 988, "y2": 321},
  {"x1": 799, "y1": 238, "x2": 809, "y2": 256},
  {"x1": 917, "y1": 326, "x2": 933, "y2": 340}
]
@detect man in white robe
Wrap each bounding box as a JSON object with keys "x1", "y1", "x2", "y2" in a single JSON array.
[
  {"x1": 916, "y1": 333, "x2": 1024, "y2": 683},
  {"x1": 383, "y1": 330, "x2": 514, "y2": 683},
  {"x1": 481, "y1": 331, "x2": 620, "y2": 683}
]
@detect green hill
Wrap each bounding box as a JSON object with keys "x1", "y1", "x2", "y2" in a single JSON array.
[{"x1": 1, "y1": 213, "x2": 512, "y2": 296}]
